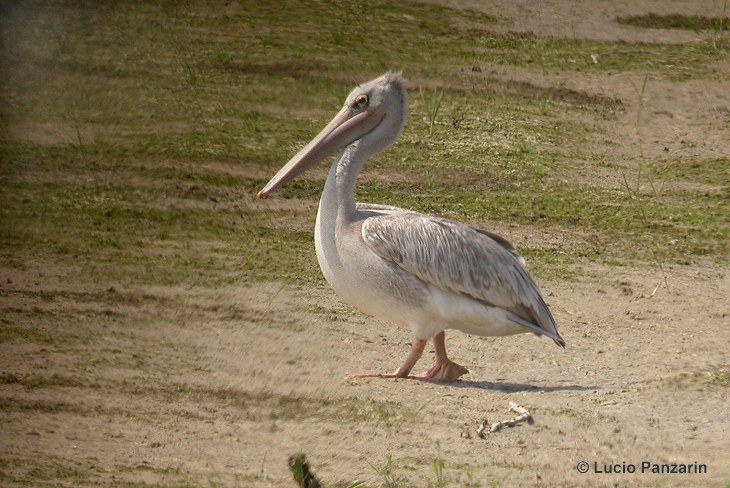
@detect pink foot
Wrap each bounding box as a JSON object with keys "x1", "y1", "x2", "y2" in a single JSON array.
[{"x1": 414, "y1": 360, "x2": 469, "y2": 382}]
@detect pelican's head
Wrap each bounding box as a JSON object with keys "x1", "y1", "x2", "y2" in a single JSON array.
[{"x1": 257, "y1": 72, "x2": 407, "y2": 198}]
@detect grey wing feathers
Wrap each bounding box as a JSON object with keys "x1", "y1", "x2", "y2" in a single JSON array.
[
  {"x1": 471, "y1": 227, "x2": 525, "y2": 265},
  {"x1": 361, "y1": 212, "x2": 564, "y2": 346}
]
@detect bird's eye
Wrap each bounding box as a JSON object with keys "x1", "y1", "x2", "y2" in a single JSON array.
[{"x1": 353, "y1": 94, "x2": 369, "y2": 109}]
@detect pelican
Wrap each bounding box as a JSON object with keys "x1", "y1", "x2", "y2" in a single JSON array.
[{"x1": 257, "y1": 72, "x2": 564, "y2": 381}]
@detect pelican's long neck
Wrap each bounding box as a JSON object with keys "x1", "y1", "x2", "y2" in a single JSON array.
[
  {"x1": 314, "y1": 140, "x2": 375, "y2": 291},
  {"x1": 320, "y1": 141, "x2": 371, "y2": 223}
]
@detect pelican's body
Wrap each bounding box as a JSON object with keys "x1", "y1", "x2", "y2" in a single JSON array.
[{"x1": 259, "y1": 72, "x2": 564, "y2": 381}]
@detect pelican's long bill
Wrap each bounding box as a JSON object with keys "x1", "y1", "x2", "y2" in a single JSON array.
[{"x1": 257, "y1": 105, "x2": 385, "y2": 199}]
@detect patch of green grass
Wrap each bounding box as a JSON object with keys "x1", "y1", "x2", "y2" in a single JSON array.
[
  {"x1": 0, "y1": 325, "x2": 56, "y2": 344},
  {"x1": 345, "y1": 397, "x2": 406, "y2": 427},
  {"x1": 616, "y1": 5, "x2": 730, "y2": 50},
  {"x1": 24, "y1": 459, "x2": 92, "y2": 483},
  {"x1": 119, "y1": 381, "x2": 414, "y2": 430},
  {"x1": 467, "y1": 33, "x2": 728, "y2": 79},
  {"x1": 426, "y1": 442, "x2": 447, "y2": 488},
  {"x1": 651, "y1": 158, "x2": 730, "y2": 187},
  {"x1": 0, "y1": 455, "x2": 208, "y2": 488},
  {"x1": 422, "y1": 88, "x2": 444, "y2": 137},
  {"x1": 0, "y1": 372, "x2": 87, "y2": 388},
  {"x1": 667, "y1": 364, "x2": 730, "y2": 390},
  {"x1": 616, "y1": 13, "x2": 729, "y2": 31},
  {"x1": 364, "y1": 451, "x2": 499, "y2": 488},
  {"x1": 369, "y1": 454, "x2": 408, "y2": 488},
  {"x1": 0, "y1": 0, "x2": 727, "y2": 290},
  {"x1": 350, "y1": 179, "x2": 726, "y2": 259},
  {"x1": 235, "y1": 166, "x2": 727, "y2": 270},
  {"x1": 0, "y1": 166, "x2": 322, "y2": 285}
]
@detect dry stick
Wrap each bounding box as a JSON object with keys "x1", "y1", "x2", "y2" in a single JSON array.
[{"x1": 477, "y1": 402, "x2": 534, "y2": 438}]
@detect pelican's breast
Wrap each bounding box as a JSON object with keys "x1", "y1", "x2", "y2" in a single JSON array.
[{"x1": 315, "y1": 207, "x2": 429, "y2": 329}]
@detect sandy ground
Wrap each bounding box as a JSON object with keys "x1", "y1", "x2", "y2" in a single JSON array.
[
  {"x1": 419, "y1": 0, "x2": 730, "y2": 43},
  {"x1": 1, "y1": 1, "x2": 729, "y2": 487}
]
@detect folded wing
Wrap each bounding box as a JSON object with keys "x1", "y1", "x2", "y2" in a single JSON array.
[{"x1": 361, "y1": 212, "x2": 564, "y2": 346}]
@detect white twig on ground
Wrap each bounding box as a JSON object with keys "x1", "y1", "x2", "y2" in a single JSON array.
[
  {"x1": 477, "y1": 401, "x2": 533, "y2": 438},
  {"x1": 476, "y1": 418, "x2": 490, "y2": 438}
]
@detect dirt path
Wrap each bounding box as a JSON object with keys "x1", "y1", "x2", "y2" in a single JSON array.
[
  {"x1": 418, "y1": 0, "x2": 729, "y2": 43},
  {"x1": 1, "y1": 259, "x2": 728, "y2": 486}
]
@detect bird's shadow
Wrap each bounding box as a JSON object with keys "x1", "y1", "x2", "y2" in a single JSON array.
[{"x1": 444, "y1": 380, "x2": 597, "y2": 393}]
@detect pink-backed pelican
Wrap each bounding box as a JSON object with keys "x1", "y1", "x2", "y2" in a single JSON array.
[{"x1": 257, "y1": 72, "x2": 564, "y2": 381}]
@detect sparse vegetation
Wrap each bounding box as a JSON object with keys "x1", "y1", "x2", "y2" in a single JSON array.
[
  {"x1": 616, "y1": 13, "x2": 729, "y2": 31},
  {"x1": 617, "y1": 3, "x2": 730, "y2": 50},
  {"x1": 422, "y1": 89, "x2": 445, "y2": 137},
  {"x1": 666, "y1": 364, "x2": 730, "y2": 390},
  {"x1": 369, "y1": 455, "x2": 406, "y2": 488}
]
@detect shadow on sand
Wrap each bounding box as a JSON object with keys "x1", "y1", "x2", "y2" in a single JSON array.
[{"x1": 445, "y1": 380, "x2": 598, "y2": 393}]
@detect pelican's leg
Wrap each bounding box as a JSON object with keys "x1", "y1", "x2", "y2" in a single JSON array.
[
  {"x1": 415, "y1": 331, "x2": 469, "y2": 382},
  {"x1": 352, "y1": 338, "x2": 426, "y2": 379}
]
